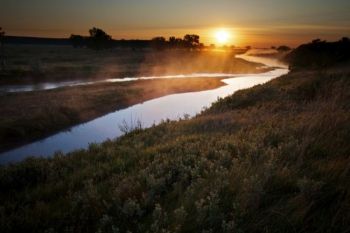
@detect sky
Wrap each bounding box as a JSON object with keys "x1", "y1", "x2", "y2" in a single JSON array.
[{"x1": 1, "y1": 0, "x2": 349, "y2": 47}]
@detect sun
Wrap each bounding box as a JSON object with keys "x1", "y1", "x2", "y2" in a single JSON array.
[{"x1": 215, "y1": 29, "x2": 230, "y2": 45}]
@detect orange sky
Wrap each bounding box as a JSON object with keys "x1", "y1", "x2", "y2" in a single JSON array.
[{"x1": 1, "y1": 0, "x2": 349, "y2": 47}]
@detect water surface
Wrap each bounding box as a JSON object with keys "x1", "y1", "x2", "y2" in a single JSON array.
[
  {"x1": 0, "y1": 53, "x2": 289, "y2": 164},
  {"x1": 0, "y1": 73, "x2": 241, "y2": 93}
]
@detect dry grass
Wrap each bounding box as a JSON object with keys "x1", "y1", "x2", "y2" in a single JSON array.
[
  {"x1": 0, "y1": 77, "x2": 224, "y2": 151},
  {"x1": 0, "y1": 66, "x2": 349, "y2": 233}
]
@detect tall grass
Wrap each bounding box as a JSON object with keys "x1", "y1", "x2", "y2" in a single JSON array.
[{"x1": 0, "y1": 67, "x2": 349, "y2": 232}]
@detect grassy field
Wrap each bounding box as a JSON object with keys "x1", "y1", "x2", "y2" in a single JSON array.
[
  {"x1": 0, "y1": 61, "x2": 349, "y2": 232},
  {"x1": 0, "y1": 77, "x2": 225, "y2": 152},
  {"x1": 0, "y1": 45, "x2": 264, "y2": 152},
  {"x1": 0, "y1": 45, "x2": 262, "y2": 85}
]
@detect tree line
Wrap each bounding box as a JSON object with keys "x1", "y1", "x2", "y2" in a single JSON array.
[
  {"x1": 70, "y1": 27, "x2": 112, "y2": 50},
  {"x1": 271, "y1": 45, "x2": 292, "y2": 52},
  {"x1": 69, "y1": 27, "x2": 203, "y2": 50},
  {"x1": 150, "y1": 34, "x2": 204, "y2": 50}
]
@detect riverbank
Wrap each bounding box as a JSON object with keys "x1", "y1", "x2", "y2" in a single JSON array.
[
  {"x1": 0, "y1": 46, "x2": 267, "y2": 153},
  {"x1": 1, "y1": 64, "x2": 349, "y2": 232},
  {"x1": 0, "y1": 68, "x2": 286, "y2": 164},
  {"x1": 0, "y1": 77, "x2": 225, "y2": 152}
]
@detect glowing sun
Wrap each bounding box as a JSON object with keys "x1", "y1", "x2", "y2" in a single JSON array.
[{"x1": 215, "y1": 29, "x2": 230, "y2": 44}]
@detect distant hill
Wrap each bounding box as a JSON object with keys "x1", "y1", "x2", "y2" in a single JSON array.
[
  {"x1": 285, "y1": 37, "x2": 350, "y2": 70},
  {"x1": 4, "y1": 35, "x2": 152, "y2": 48},
  {"x1": 4, "y1": 36, "x2": 70, "y2": 45}
]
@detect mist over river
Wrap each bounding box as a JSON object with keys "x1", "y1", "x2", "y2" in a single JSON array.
[{"x1": 0, "y1": 52, "x2": 289, "y2": 164}]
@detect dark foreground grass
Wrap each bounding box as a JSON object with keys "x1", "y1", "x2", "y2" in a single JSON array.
[
  {"x1": 0, "y1": 77, "x2": 224, "y2": 152},
  {"x1": 0, "y1": 66, "x2": 350, "y2": 233}
]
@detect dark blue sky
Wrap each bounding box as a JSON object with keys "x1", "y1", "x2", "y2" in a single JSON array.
[{"x1": 1, "y1": 0, "x2": 349, "y2": 46}]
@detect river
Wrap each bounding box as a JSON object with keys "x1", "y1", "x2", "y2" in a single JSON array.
[{"x1": 0, "y1": 52, "x2": 289, "y2": 164}]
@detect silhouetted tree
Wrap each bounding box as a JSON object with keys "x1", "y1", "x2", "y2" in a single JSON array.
[
  {"x1": 183, "y1": 34, "x2": 200, "y2": 49},
  {"x1": 285, "y1": 37, "x2": 350, "y2": 69},
  {"x1": 168, "y1": 36, "x2": 177, "y2": 49},
  {"x1": 277, "y1": 45, "x2": 291, "y2": 52},
  {"x1": 151, "y1": 37, "x2": 167, "y2": 50},
  {"x1": 340, "y1": 37, "x2": 350, "y2": 43},
  {"x1": 168, "y1": 36, "x2": 185, "y2": 49},
  {"x1": 169, "y1": 36, "x2": 176, "y2": 48},
  {"x1": 87, "y1": 27, "x2": 112, "y2": 50},
  {"x1": 69, "y1": 34, "x2": 85, "y2": 48},
  {"x1": 312, "y1": 39, "x2": 325, "y2": 44},
  {"x1": 0, "y1": 27, "x2": 5, "y2": 71},
  {"x1": 175, "y1": 38, "x2": 184, "y2": 48}
]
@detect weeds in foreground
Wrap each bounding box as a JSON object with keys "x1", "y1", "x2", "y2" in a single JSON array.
[{"x1": 118, "y1": 117, "x2": 143, "y2": 135}]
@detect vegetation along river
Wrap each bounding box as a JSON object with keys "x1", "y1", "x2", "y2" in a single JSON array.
[{"x1": 0, "y1": 51, "x2": 289, "y2": 164}]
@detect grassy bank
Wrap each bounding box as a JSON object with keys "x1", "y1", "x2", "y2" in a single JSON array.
[
  {"x1": 0, "y1": 45, "x2": 264, "y2": 152},
  {"x1": 0, "y1": 77, "x2": 224, "y2": 152},
  {"x1": 0, "y1": 45, "x2": 262, "y2": 85},
  {"x1": 1, "y1": 61, "x2": 349, "y2": 232}
]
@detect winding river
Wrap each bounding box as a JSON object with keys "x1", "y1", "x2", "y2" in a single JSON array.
[
  {"x1": 0, "y1": 52, "x2": 288, "y2": 164},
  {"x1": 0, "y1": 73, "x2": 243, "y2": 93}
]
